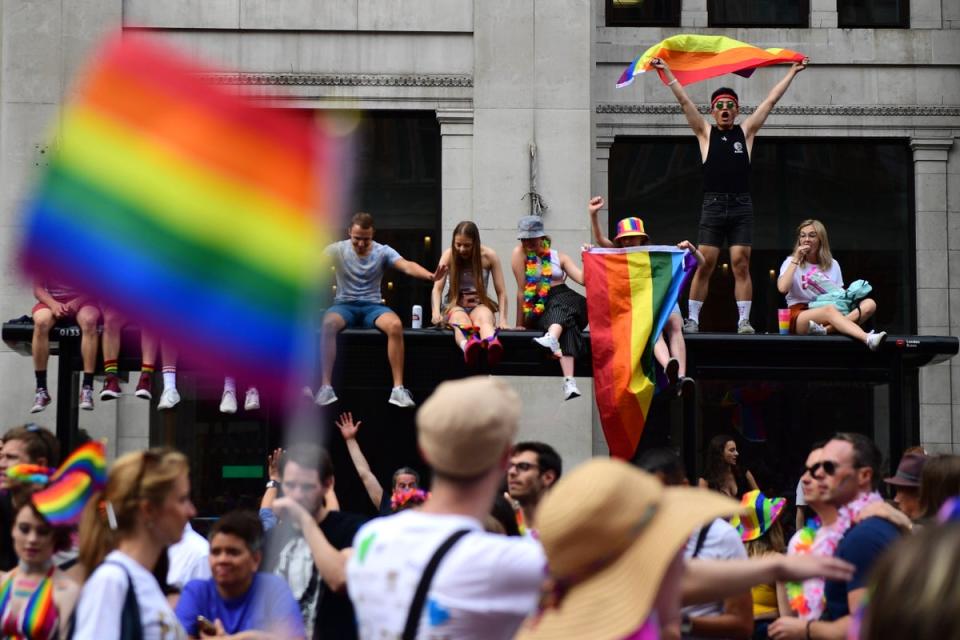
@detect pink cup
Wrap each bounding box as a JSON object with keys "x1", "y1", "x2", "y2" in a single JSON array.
[{"x1": 778, "y1": 309, "x2": 791, "y2": 335}]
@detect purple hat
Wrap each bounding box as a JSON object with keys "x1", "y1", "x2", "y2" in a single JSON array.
[{"x1": 883, "y1": 453, "x2": 928, "y2": 488}]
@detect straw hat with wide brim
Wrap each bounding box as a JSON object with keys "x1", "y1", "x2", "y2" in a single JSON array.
[{"x1": 516, "y1": 458, "x2": 743, "y2": 640}]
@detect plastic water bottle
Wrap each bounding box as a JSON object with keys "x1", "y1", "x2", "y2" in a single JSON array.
[{"x1": 411, "y1": 305, "x2": 423, "y2": 329}]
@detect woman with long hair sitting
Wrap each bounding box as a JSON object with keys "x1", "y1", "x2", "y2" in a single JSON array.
[
  {"x1": 73, "y1": 448, "x2": 196, "y2": 638},
  {"x1": 698, "y1": 434, "x2": 758, "y2": 499},
  {"x1": 511, "y1": 216, "x2": 589, "y2": 400},
  {"x1": 777, "y1": 219, "x2": 884, "y2": 350},
  {"x1": 0, "y1": 486, "x2": 79, "y2": 640},
  {"x1": 431, "y1": 221, "x2": 510, "y2": 366}
]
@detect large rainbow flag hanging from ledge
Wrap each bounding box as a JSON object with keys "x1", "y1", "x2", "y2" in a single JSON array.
[
  {"x1": 19, "y1": 34, "x2": 339, "y2": 391},
  {"x1": 617, "y1": 34, "x2": 805, "y2": 88},
  {"x1": 584, "y1": 247, "x2": 696, "y2": 459}
]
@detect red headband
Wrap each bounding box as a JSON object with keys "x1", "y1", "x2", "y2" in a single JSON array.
[{"x1": 712, "y1": 94, "x2": 738, "y2": 108}]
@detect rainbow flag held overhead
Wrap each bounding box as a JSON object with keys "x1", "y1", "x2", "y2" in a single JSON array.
[
  {"x1": 31, "y1": 441, "x2": 107, "y2": 525},
  {"x1": 617, "y1": 34, "x2": 805, "y2": 88},
  {"x1": 584, "y1": 247, "x2": 696, "y2": 459},
  {"x1": 19, "y1": 34, "x2": 341, "y2": 391}
]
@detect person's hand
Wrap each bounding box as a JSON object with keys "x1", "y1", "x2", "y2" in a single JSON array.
[
  {"x1": 793, "y1": 244, "x2": 810, "y2": 263},
  {"x1": 772, "y1": 554, "x2": 855, "y2": 583},
  {"x1": 51, "y1": 301, "x2": 70, "y2": 318},
  {"x1": 676, "y1": 240, "x2": 695, "y2": 252},
  {"x1": 272, "y1": 496, "x2": 312, "y2": 527},
  {"x1": 588, "y1": 196, "x2": 604, "y2": 216},
  {"x1": 335, "y1": 412, "x2": 361, "y2": 441},
  {"x1": 431, "y1": 263, "x2": 449, "y2": 282},
  {"x1": 498, "y1": 317, "x2": 512, "y2": 330},
  {"x1": 767, "y1": 616, "x2": 808, "y2": 640},
  {"x1": 792, "y1": 57, "x2": 809, "y2": 73},
  {"x1": 265, "y1": 448, "x2": 283, "y2": 483},
  {"x1": 856, "y1": 500, "x2": 913, "y2": 532},
  {"x1": 431, "y1": 311, "x2": 443, "y2": 326},
  {"x1": 650, "y1": 57, "x2": 668, "y2": 70}
]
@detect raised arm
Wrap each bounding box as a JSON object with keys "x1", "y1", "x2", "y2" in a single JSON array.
[
  {"x1": 272, "y1": 497, "x2": 348, "y2": 592},
  {"x1": 431, "y1": 249, "x2": 452, "y2": 326},
  {"x1": 651, "y1": 58, "x2": 710, "y2": 145},
  {"x1": 676, "y1": 240, "x2": 705, "y2": 266},
  {"x1": 588, "y1": 196, "x2": 615, "y2": 248},
  {"x1": 260, "y1": 448, "x2": 283, "y2": 511},
  {"x1": 742, "y1": 59, "x2": 808, "y2": 141},
  {"x1": 485, "y1": 246, "x2": 512, "y2": 329},
  {"x1": 335, "y1": 412, "x2": 384, "y2": 509},
  {"x1": 777, "y1": 243, "x2": 810, "y2": 294},
  {"x1": 510, "y1": 245, "x2": 526, "y2": 327}
]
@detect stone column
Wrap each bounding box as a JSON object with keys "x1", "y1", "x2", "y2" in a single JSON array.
[
  {"x1": 593, "y1": 135, "x2": 614, "y2": 241},
  {"x1": 436, "y1": 108, "x2": 474, "y2": 237},
  {"x1": 913, "y1": 137, "x2": 954, "y2": 452},
  {"x1": 810, "y1": 0, "x2": 838, "y2": 28},
  {"x1": 680, "y1": 0, "x2": 708, "y2": 27}
]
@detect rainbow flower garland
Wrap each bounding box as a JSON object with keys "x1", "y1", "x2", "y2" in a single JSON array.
[
  {"x1": 523, "y1": 239, "x2": 552, "y2": 322},
  {"x1": 785, "y1": 517, "x2": 821, "y2": 617},
  {"x1": 5, "y1": 463, "x2": 54, "y2": 485}
]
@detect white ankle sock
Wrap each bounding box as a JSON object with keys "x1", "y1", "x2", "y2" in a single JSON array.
[
  {"x1": 459, "y1": 339, "x2": 468, "y2": 351},
  {"x1": 736, "y1": 301, "x2": 752, "y2": 322},
  {"x1": 224, "y1": 377, "x2": 237, "y2": 394},
  {"x1": 162, "y1": 368, "x2": 176, "y2": 391},
  {"x1": 688, "y1": 300, "x2": 703, "y2": 323}
]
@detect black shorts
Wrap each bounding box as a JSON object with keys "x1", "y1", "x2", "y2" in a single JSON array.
[{"x1": 698, "y1": 192, "x2": 753, "y2": 247}]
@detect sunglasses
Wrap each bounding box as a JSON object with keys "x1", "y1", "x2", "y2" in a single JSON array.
[
  {"x1": 804, "y1": 461, "x2": 838, "y2": 476},
  {"x1": 508, "y1": 462, "x2": 539, "y2": 473},
  {"x1": 713, "y1": 100, "x2": 737, "y2": 110}
]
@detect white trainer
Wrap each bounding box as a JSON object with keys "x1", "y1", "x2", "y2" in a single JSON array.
[
  {"x1": 533, "y1": 333, "x2": 562, "y2": 358},
  {"x1": 219, "y1": 389, "x2": 238, "y2": 414},
  {"x1": 79, "y1": 387, "x2": 95, "y2": 411},
  {"x1": 158, "y1": 387, "x2": 181, "y2": 410},
  {"x1": 314, "y1": 385, "x2": 338, "y2": 407},
  {"x1": 245, "y1": 388, "x2": 261, "y2": 411},
  {"x1": 562, "y1": 377, "x2": 581, "y2": 401},
  {"x1": 388, "y1": 386, "x2": 416, "y2": 408},
  {"x1": 866, "y1": 331, "x2": 887, "y2": 352},
  {"x1": 808, "y1": 321, "x2": 828, "y2": 336}
]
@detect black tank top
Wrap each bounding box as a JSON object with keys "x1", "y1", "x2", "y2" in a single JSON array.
[{"x1": 702, "y1": 125, "x2": 750, "y2": 193}]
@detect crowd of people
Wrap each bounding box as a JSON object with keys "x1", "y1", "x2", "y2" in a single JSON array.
[{"x1": 2, "y1": 382, "x2": 958, "y2": 640}]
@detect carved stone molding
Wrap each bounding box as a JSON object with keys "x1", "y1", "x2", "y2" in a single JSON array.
[
  {"x1": 911, "y1": 138, "x2": 954, "y2": 163},
  {"x1": 202, "y1": 73, "x2": 473, "y2": 87},
  {"x1": 596, "y1": 104, "x2": 960, "y2": 116}
]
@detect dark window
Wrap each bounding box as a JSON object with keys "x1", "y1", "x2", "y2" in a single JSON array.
[
  {"x1": 838, "y1": 0, "x2": 909, "y2": 27},
  {"x1": 608, "y1": 137, "x2": 915, "y2": 334},
  {"x1": 708, "y1": 0, "x2": 809, "y2": 27},
  {"x1": 606, "y1": 0, "x2": 681, "y2": 26}
]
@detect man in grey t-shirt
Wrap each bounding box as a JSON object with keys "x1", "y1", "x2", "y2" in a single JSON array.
[{"x1": 314, "y1": 212, "x2": 446, "y2": 408}]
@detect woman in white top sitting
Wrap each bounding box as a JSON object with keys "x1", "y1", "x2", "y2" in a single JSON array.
[
  {"x1": 776, "y1": 219, "x2": 884, "y2": 350},
  {"x1": 511, "y1": 215, "x2": 588, "y2": 401},
  {"x1": 74, "y1": 448, "x2": 196, "y2": 639},
  {"x1": 431, "y1": 221, "x2": 511, "y2": 367}
]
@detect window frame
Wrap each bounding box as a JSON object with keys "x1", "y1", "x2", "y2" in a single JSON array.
[
  {"x1": 837, "y1": 0, "x2": 909, "y2": 28},
  {"x1": 605, "y1": 0, "x2": 681, "y2": 27},
  {"x1": 707, "y1": 0, "x2": 810, "y2": 28}
]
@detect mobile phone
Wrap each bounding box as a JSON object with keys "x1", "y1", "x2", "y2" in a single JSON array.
[{"x1": 196, "y1": 615, "x2": 217, "y2": 636}]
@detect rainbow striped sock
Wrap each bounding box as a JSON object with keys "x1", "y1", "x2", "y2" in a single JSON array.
[
  {"x1": 104, "y1": 359, "x2": 118, "y2": 375},
  {"x1": 141, "y1": 362, "x2": 155, "y2": 374}
]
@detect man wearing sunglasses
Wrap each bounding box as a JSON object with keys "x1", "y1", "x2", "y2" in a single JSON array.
[
  {"x1": 652, "y1": 56, "x2": 808, "y2": 335},
  {"x1": 506, "y1": 441, "x2": 563, "y2": 535}
]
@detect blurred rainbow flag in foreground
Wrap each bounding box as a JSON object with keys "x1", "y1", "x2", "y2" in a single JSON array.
[
  {"x1": 584, "y1": 247, "x2": 695, "y2": 459},
  {"x1": 617, "y1": 34, "x2": 805, "y2": 88},
  {"x1": 19, "y1": 34, "x2": 339, "y2": 391},
  {"x1": 32, "y1": 441, "x2": 107, "y2": 525}
]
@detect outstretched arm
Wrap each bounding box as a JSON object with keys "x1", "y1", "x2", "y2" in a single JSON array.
[
  {"x1": 559, "y1": 252, "x2": 585, "y2": 287},
  {"x1": 431, "y1": 249, "x2": 451, "y2": 326},
  {"x1": 742, "y1": 59, "x2": 808, "y2": 140},
  {"x1": 336, "y1": 412, "x2": 384, "y2": 509},
  {"x1": 676, "y1": 240, "x2": 705, "y2": 266},
  {"x1": 393, "y1": 257, "x2": 448, "y2": 283},
  {"x1": 588, "y1": 196, "x2": 616, "y2": 248},
  {"x1": 651, "y1": 58, "x2": 710, "y2": 144}
]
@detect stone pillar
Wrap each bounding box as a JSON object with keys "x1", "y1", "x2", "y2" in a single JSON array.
[
  {"x1": 912, "y1": 137, "x2": 954, "y2": 452},
  {"x1": 911, "y1": 0, "x2": 943, "y2": 29},
  {"x1": 810, "y1": 0, "x2": 838, "y2": 28},
  {"x1": 593, "y1": 135, "x2": 614, "y2": 241},
  {"x1": 436, "y1": 108, "x2": 474, "y2": 238},
  {"x1": 680, "y1": 0, "x2": 708, "y2": 27}
]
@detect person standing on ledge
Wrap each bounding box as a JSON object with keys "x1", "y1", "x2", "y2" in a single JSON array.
[{"x1": 652, "y1": 56, "x2": 808, "y2": 334}]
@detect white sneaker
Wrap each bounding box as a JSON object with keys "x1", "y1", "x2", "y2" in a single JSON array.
[
  {"x1": 533, "y1": 333, "x2": 562, "y2": 358},
  {"x1": 244, "y1": 388, "x2": 260, "y2": 411},
  {"x1": 737, "y1": 319, "x2": 755, "y2": 335},
  {"x1": 808, "y1": 321, "x2": 828, "y2": 336},
  {"x1": 158, "y1": 387, "x2": 181, "y2": 410},
  {"x1": 79, "y1": 387, "x2": 95, "y2": 411},
  {"x1": 866, "y1": 331, "x2": 887, "y2": 352},
  {"x1": 562, "y1": 378, "x2": 581, "y2": 401},
  {"x1": 683, "y1": 318, "x2": 699, "y2": 333},
  {"x1": 388, "y1": 386, "x2": 416, "y2": 408},
  {"x1": 220, "y1": 389, "x2": 238, "y2": 414},
  {"x1": 314, "y1": 385, "x2": 338, "y2": 406},
  {"x1": 30, "y1": 389, "x2": 51, "y2": 413}
]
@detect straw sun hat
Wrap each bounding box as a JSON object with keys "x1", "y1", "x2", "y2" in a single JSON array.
[{"x1": 516, "y1": 458, "x2": 742, "y2": 640}]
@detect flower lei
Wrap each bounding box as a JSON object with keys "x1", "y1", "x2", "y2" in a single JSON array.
[
  {"x1": 390, "y1": 488, "x2": 429, "y2": 512},
  {"x1": 523, "y1": 239, "x2": 552, "y2": 322},
  {"x1": 785, "y1": 491, "x2": 882, "y2": 620}
]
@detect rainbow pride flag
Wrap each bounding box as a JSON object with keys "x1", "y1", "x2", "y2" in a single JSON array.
[
  {"x1": 19, "y1": 34, "x2": 339, "y2": 390},
  {"x1": 32, "y1": 441, "x2": 107, "y2": 525},
  {"x1": 584, "y1": 247, "x2": 695, "y2": 459},
  {"x1": 617, "y1": 34, "x2": 805, "y2": 88}
]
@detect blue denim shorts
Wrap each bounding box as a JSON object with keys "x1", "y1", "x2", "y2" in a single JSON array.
[
  {"x1": 326, "y1": 301, "x2": 393, "y2": 329},
  {"x1": 698, "y1": 192, "x2": 754, "y2": 247}
]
